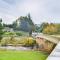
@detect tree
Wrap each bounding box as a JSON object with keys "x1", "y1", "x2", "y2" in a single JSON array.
[
  {"x1": 40, "y1": 22, "x2": 49, "y2": 32},
  {"x1": 42, "y1": 23, "x2": 57, "y2": 35},
  {"x1": 12, "y1": 21, "x2": 17, "y2": 30},
  {"x1": 19, "y1": 16, "x2": 30, "y2": 32},
  {"x1": 55, "y1": 24, "x2": 60, "y2": 34},
  {"x1": 35, "y1": 24, "x2": 42, "y2": 32},
  {"x1": 0, "y1": 19, "x2": 3, "y2": 40},
  {"x1": 13, "y1": 14, "x2": 35, "y2": 36},
  {"x1": 27, "y1": 13, "x2": 35, "y2": 36},
  {"x1": 3, "y1": 23, "x2": 13, "y2": 28}
]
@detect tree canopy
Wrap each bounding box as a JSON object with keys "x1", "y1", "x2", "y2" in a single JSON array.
[
  {"x1": 13, "y1": 14, "x2": 35, "y2": 36},
  {"x1": 0, "y1": 19, "x2": 3, "y2": 40}
]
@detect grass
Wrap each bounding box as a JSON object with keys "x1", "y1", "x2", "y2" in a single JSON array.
[
  {"x1": 0, "y1": 50, "x2": 48, "y2": 60},
  {"x1": 3, "y1": 31, "x2": 29, "y2": 36}
]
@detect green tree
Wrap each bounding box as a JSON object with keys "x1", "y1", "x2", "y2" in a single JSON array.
[
  {"x1": 0, "y1": 19, "x2": 3, "y2": 40},
  {"x1": 40, "y1": 22, "x2": 49, "y2": 32},
  {"x1": 43, "y1": 23, "x2": 57, "y2": 35},
  {"x1": 28, "y1": 14, "x2": 35, "y2": 36},
  {"x1": 13, "y1": 14, "x2": 35, "y2": 36},
  {"x1": 35, "y1": 24, "x2": 42, "y2": 32},
  {"x1": 12, "y1": 21, "x2": 17, "y2": 30}
]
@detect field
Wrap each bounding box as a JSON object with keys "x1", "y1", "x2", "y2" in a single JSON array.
[{"x1": 0, "y1": 50, "x2": 48, "y2": 60}]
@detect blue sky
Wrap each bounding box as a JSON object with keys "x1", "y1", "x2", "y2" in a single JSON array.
[{"x1": 0, "y1": 0, "x2": 60, "y2": 24}]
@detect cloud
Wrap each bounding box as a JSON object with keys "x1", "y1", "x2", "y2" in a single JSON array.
[
  {"x1": 0, "y1": 12, "x2": 16, "y2": 24},
  {"x1": 0, "y1": 0, "x2": 60, "y2": 24}
]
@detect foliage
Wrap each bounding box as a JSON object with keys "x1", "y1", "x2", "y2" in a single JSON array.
[
  {"x1": 19, "y1": 37, "x2": 36, "y2": 47},
  {"x1": 13, "y1": 14, "x2": 35, "y2": 36},
  {"x1": 0, "y1": 19, "x2": 4, "y2": 40},
  {"x1": 0, "y1": 37, "x2": 36, "y2": 47},
  {"x1": 4, "y1": 31, "x2": 29, "y2": 36},
  {"x1": 38, "y1": 22, "x2": 60, "y2": 35},
  {"x1": 39, "y1": 22, "x2": 49, "y2": 32},
  {"x1": 0, "y1": 37, "x2": 10, "y2": 46},
  {"x1": 35, "y1": 24, "x2": 41, "y2": 32},
  {"x1": 42, "y1": 23, "x2": 58, "y2": 35},
  {"x1": 55, "y1": 23, "x2": 60, "y2": 34},
  {"x1": 4, "y1": 32, "x2": 16, "y2": 36},
  {"x1": 16, "y1": 32, "x2": 22, "y2": 36},
  {"x1": 12, "y1": 21, "x2": 17, "y2": 30},
  {"x1": 3, "y1": 23, "x2": 13, "y2": 28}
]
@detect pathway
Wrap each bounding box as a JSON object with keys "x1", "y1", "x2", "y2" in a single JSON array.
[
  {"x1": 0, "y1": 46, "x2": 31, "y2": 50},
  {"x1": 46, "y1": 42, "x2": 60, "y2": 60}
]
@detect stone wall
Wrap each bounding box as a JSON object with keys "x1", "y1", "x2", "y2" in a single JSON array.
[{"x1": 36, "y1": 37, "x2": 56, "y2": 53}]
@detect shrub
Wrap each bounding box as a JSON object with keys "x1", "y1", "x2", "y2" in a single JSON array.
[
  {"x1": 19, "y1": 37, "x2": 36, "y2": 47},
  {"x1": 0, "y1": 37, "x2": 10, "y2": 46},
  {"x1": 16, "y1": 32, "x2": 22, "y2": 36},
  {"x1": 0, "y1": 37, "x2": 36, "y2": 47},
  {"x1": 4, "y1": 32, "x2": 16, "y2": 36}
]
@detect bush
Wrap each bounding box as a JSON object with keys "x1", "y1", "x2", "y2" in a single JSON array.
[
  {"x1": 19, "y1": 37, "x2": 36, "y2": 47},
  {"x1": 0, "y1": 37, "x2": 18, "y2": 46},
  {"x1": 16, "y1": 32, "x2": 22, "y2": 36},
  {"x1": 4, "y1": 32, "x2": 16, "y2": 36},
  {"x1": 0, "y1": 37, "x2": 36, "y2": 47},
  {"x1": 0, "y1": 37, "x2": 10, "y2": 46}
]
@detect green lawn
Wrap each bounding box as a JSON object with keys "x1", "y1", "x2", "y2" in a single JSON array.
[{"x1": 0, "y1": 50, "x2": 48, "y2": 60}]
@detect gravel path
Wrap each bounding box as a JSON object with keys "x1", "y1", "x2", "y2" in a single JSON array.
[{"x1": 0, "y1": 46, "x2": 31, "y2": 50}]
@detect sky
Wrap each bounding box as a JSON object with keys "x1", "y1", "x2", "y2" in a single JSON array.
[{"x1": 0, "y1": 0, "x2": 60, "y2": 24}]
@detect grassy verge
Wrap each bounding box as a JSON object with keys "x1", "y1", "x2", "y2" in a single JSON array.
[{"x1": 0, "y1": 50, "x2": 48, "y2": 60}]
